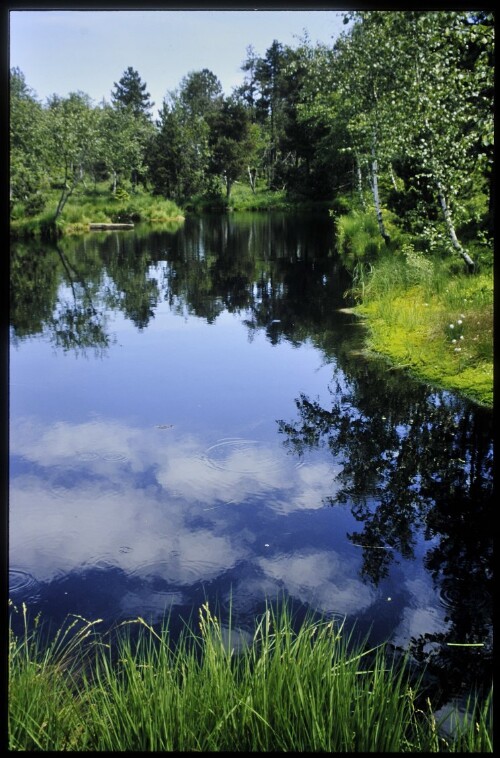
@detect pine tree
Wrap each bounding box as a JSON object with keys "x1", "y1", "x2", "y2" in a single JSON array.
[{"x1": 111, "y1": 67, "x2": 154, "y2": 119}]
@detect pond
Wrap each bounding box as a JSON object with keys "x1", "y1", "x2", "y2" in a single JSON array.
[{"x1": 10, "y1": 211, "x2": 492, "y2": 705}]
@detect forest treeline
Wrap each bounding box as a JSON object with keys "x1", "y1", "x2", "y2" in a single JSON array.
[{"x1": 11, "y1": 10, "x2": 493, "y2": 269}]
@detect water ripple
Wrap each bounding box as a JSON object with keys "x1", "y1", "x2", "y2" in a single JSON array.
[
  {"x1": 203, "y1": 437, "x2": 300, "y2": 475},
  {"x1": 101, "y1": 451, "x2": 128, "y2": 462},
  {"x1": 75, "y1": 449, "x2": 128, "y2": 463},
  {"x1": 9, "y1": 568, "x2": 40, "y2": 597},
  {"x1": 130, "y1": 557, "x2": 225, "y2": 586},
  {"x1": 439, "y1": 581, "x2": 489, "y2": 613}
]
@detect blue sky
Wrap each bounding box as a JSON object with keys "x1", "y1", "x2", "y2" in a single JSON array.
[{"x1": 9, "y1": 9, "x2": 346, "y2": 117}]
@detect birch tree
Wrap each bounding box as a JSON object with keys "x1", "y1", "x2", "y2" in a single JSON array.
[
  {"x1": 46, "y1": 92, "x2": 100, "y2": 221},
  {"x1": 330, "y1": 15, "x2": 397, "y2": 244},
  {"x1": 392, "y1": 11, "x2": 493, "y2": 270},
  {"x1": 345, "y1": 11, "x2": 493, "y2": 269},
  {"x1": 97, "y1": 102, "x2": 153, "y2": 194}
]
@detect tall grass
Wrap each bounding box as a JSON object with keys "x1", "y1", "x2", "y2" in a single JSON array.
[
  {"x1": 336, "y1": 210, "x2": 388, "y2": 264},
  {"x1": 9, "y1": 600, "x2": 492, "y2": 752}
]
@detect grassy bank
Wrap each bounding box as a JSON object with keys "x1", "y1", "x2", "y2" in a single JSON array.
[
  {"x1": 9, "y1": 180, "x2": 324, "y2": 236},
  {"x1": 186, "y1": 179, "x2": 333, "y2": 213},
  {"x1": 336, "y1": 213, "x2": 493, "y2": 408},
  {"x1": 9, "y1": 600, "x2": 492, "y2": 752},
  {"x1": 10, "y1": 183, "x2": 184, "y2": 239}
]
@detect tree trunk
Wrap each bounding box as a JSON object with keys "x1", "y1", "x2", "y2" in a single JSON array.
[
  {"x1": 389, "y1": 164, "x2": 398, "y2": 191},
  {"x1": 54, "y1": 183, "x2": 74, "y2": 221},
  {"x1": 355, "y1": 154, "x2": 366, "y2": 210},
  {"x1": 370, "y1": 147, "x2": 390, "y2": 245},
  {"x1": 436, "y1": 180, "x2": 475, "y2": 272},
  {"x1": 54, "y1": 162, "x2": 81, "y2": 221},
  {"x1": 247, "y1": 166, "x2": 257, "y2": 194}
]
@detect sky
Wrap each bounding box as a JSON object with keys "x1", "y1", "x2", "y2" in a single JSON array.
[{"x1": 9, "y1": 9, "x2": 347, "y2": 118}]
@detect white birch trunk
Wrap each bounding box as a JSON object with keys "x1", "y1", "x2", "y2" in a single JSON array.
[
  {"x1": 355, "y1": 154, "x2": 366, "y2": 210},
  {"x1": 370, "y1": 147, "x2": 390, "y2": 245},
  {"x1": 436, "y1": 180, "x2": 475, "y2": 271},
  {"x1": 389, "y1": 164, "x2": 398, "y2": 191},
  {"x1": 247, "y1": 166, "x2": 257, "y2": 194}
]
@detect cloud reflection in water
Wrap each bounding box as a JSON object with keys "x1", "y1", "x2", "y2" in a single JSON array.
[
  {"x1": 10, "y1": 414, "x2": 387, "y2": 625},
  {"x1": 11, "y1": 417, "x2": 336, "y2": 567}
]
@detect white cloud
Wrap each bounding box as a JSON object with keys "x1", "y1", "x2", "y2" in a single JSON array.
[{"x1": 257, "y1": 550, "x2": 375, "y2": 617}]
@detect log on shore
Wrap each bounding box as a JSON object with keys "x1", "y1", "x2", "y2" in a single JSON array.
[{"x1": 89, "y1": 222, "x2": 134, "y2": 230}]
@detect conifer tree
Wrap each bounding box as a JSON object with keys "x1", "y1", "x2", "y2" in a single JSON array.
[{"x1": 111, "y1": 67, "x2": 154, "y2": 119}]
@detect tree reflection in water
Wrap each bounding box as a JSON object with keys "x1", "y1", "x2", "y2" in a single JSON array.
[
  {"x1": 277, "y1": 362, "x2": 493, "y2": 703},
  {"x1": 11, "y1": 218, "x2": 492, "y2": 704}
]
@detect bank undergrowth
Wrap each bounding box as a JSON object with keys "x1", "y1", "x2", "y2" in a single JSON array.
[
  {"x1": 9, "y1": 600, "x2": 492, "y2": 752},
  {"x1": 10, "y1": 183, "x2": 184, "y2": 239},
  {"x1": 336, "y1": 210, "x2": 493, "y2": 408}
]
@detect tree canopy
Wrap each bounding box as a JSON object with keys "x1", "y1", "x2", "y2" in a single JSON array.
[{"x1": 10, "y1": 14, "x2": 493, "y2": 266}]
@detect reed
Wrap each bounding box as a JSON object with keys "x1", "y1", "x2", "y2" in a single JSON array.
[{"x1": 9, "y1": 599, "x2": 492, "y2": 752}]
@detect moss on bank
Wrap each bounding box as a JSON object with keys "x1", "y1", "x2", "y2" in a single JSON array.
[
  {"x1": 354, "y1": 278, "x2": 493, "y2": 408},
  {"x1": 333, "y1": 209, "x2": 493, "y2": 408}
]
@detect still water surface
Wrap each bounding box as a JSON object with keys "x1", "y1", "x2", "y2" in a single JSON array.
[{"x1": 10, "y1": 212, "x2": 492, "y2": 701}]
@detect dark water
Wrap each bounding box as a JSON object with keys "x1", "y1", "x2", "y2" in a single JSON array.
[{"x1": 10, "y1": 212, "x2": 492, "y2": 704}]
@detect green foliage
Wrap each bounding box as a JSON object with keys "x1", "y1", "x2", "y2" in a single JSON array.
[
  {"x1": 114, "y1": 186, "x2": 130, "y2": 202},
  {"x1": 10, "y1": 68, "x2": 51, "y2": 211},
  {"x1": 148, "y1": 94, "x2": 211, "y2": 203},
  {"x1": 208, "y1": 97, "x2": 259, "y2": 198},
  {"x1": 178, "y1": 68, "x2": 223, "y2": 118},
  {"x1": 10, "y1": 14, "x2": 493, "y2": 254},
  {"x1": 186, "y1": 180, "x2": 292, "y2": 213},
  {"x1": 9, "y1": 600, "x2": 493, "y2": 751},
  {"x1": 300, "y1": 12, "x2": 493, "y2": 266},
  {"x1": 96, "y1": 101, "x2": 155, "y2": 192},
  {"x1": 336, "y1": 211, "x2": 381, "y2": 262},
  {"x1": 10, "y1": 182, "x2": 184, "y2": 238},
  {"x1": 403, "y1": 244, "x2": 434, "y2": 288}
]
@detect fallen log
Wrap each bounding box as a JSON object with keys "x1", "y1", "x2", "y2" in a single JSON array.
[{"x1": 89, "y1": 222, "x2": 134, "y2": 230}]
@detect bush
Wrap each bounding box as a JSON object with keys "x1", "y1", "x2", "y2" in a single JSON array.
[
  {"x1": 335, "y1": 210, "x2": 387, "y2": 268},
  {"x1": 24, "y1": 192, "x2": 47, "y2": 217}
]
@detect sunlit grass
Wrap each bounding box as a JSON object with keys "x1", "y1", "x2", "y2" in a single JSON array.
[
  {"x1": 227, "y1": 180, "x2": 292, "y2": 211},
  {"x1": 184, "y1": 180, "x2": 293, "y2": 212},
  {"x1": 10, "y1": 183, "x2": 185, "y2": 238},
  {"x1": 345, "y1": 242, "x2": 493, "y2": 407},
  {"x1": 9, "y1": 599, "x2": 492, "y2": 752}
]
